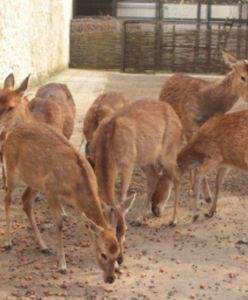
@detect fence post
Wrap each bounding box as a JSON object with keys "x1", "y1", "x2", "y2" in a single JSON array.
[
  {"x1": 121, "y1": 21, "x2": 126, "y2": 72},
  {"x1": 155, "y1": 0, "x2": 163, "y2": 71}
]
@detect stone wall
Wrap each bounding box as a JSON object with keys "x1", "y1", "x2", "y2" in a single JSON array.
[{"x1": 0, "y1": 0, "x2": 72, "y2": 86}]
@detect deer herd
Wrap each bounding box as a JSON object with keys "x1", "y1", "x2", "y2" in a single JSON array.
[{"x1": 0, "y1": 52, "x2": 248, "y2": 284}]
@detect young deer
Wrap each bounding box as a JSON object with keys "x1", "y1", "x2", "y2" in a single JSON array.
[
  {"x1": 152, "y1": 109, "x2": 248, "y2": 224},
  {"x1": 82, "y1": 92, "x2": 131, "y2": 157},
  {"x1": 3, "y1": 73, "x2": 76, "y2": 139},
  {"x1": 0, "y1": 74, "x2": 76, "y2": 190},
  {"x1": 89, "y1": 99, "x2": 183, "y2": 241},
  {"x1": 0, "y1": 79, "x2": 120, "y2": 283},
  {"x1": 153, "y1": 52, "x2": 248, "y2": 214}
]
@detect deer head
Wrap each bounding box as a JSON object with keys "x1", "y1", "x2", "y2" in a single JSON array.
[
  {"x1": 222, "y1": 52, "x2": 248, "y2": 101},
  {"x1": 102, "y1": 193, "x2": 136, "y2": 265},
  {"x1": 84, "y1": 215, "x2": 120, "y2": 284},
  {"x1": 0, "y1": 74, "x2": 30, "y2": 133}
]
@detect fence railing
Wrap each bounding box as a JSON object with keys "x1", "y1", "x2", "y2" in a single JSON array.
[{"x1": 70, "y1": 15, "x2": 248, "y2": 74}]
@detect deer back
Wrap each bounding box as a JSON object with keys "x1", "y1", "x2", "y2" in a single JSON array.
[
  {"x1": 83, "y1": 91, "x2": 131, "y2": 142},
  {"x1": 29, "y1": 83, "x2": 76, "y2": 139}
]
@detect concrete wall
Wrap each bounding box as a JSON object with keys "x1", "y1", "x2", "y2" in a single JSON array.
[{"x1": 0, "y1": 0, "x2": 72, "y2": 87}]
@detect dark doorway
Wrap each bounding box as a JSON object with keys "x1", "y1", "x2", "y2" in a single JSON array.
[{"x1": 73, "y1": 0, "x2": 114, "y2": 18}]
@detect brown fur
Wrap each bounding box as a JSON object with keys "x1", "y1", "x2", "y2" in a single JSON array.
[
  {"x1": 0, "y1": 76, "x2": 119, "y2": 283},
  {"x1": 154, "y1": 109, "x2": 248, "y2": 224},
  {"x1": 0, "y1": 75, "x2": 76, "y2": 189},
  {"x1": 83, "y1": 91, "x2": 131, "y2": 142},
  {"x1": 152, "y1": 53, "x2": 248, "y2": 213},
  {"x1": 90, "y1": 99, "x2": 183, "y2": 254},
  {"x1": 29, "y1": 83, "x2": 76, "y2": 139},
  {"x1": 159, "y1": 54, "x2": 248, "y2": 140}
]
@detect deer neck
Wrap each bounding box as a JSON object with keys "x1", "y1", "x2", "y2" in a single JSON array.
[
  {"x1": 80, "y1": 195, "x2": 109, "y2": 229},
  {"x1": 16, "y1": 98, "x2": 34, "y2": 124},
  {"x1": 201, "y1": 72, "x2": 239, "y2": 115},
  {"x1": 75, "y1": 162, "x2": 110, "y2": 229}
]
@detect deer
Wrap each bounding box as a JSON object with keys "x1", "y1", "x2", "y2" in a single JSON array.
[
  {"x1": 153, "y1": 109, "x2": 248, "y2": 225},
  {"x1": 2, "y1": 73, "x2": 76, "y2": 139},
  {"x1": 152, "y1": 52, "x2": 248, "y2": 218},
  {"x1": 82, "y1": 91, "x2": 131, "y2": 159},
  {"x1": 89, "y1": 99, "x2": 183, "y2": 246},
  {"x1": 0, "y1": 74, "x2": 76, "y2": 194},
  {"x1": 0, "y1": 77, "x2": 120, "y2": 283}
]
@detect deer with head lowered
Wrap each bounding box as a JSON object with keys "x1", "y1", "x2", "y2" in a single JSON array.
[
  {"x1": 89, "y1": 99, "x2": 183, "y2": 253},
  {"x1": 0, "y1": 76, "x2": 120, "y2": 283},
  {"x1": 82, "y1": 91, "x2": 131, "y2": 160},
  {"x1": 152, "y1": 52, "x2": 248, "y2": 218},
  {"x1": 153, "y1": 109, "x2": 248, "y2": 225}
]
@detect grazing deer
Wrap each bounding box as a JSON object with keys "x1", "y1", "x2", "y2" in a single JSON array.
[
  {"x1": 82, "y1": 92, "x2": 131, "y2": 158},
  {"x1": 153, "y1": 109, "x2": 248, "y2": 225},
  {"x1": 153, "y1": 52, "x2": 248, "y2": 215},
  {"x1": 0, "y1": 78, "x2": 120, "y2": 283},
  {"x1": 89, "y1": 99, "x2": 183, "y2": 241}
]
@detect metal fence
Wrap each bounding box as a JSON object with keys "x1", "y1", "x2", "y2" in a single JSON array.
[{"x1": 70, "y1": 1, "x2": 248, "y2": 74}]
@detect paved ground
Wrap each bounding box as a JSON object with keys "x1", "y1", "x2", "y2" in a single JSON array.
[{"x1": 0, "y1": 69, "x2": 247, "y2": 300}]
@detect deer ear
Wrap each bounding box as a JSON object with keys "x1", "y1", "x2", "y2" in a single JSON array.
[
  {"x1": 222, "y1": 51, "x2": 237, "y2": 68},
  {"x1": 102, "y1": 203, "x2": 117, "y2": 229},
  {"x1": 4, "y1": 73, "x2": 15, "y2": 89},
  {"x1": 97, "y1": 106, "x2": 113, "y2": 123},
  {"x1": 16, "y1": 74, "x2": 31, "y2": 95},
  {"x1": 82, "y1": 213, "x2": 104, "y2": 237},
  {"x1": 120, "y1": 193, "x2": 136, "y2": 215}
]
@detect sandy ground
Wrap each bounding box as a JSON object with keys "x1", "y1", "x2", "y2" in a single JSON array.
[{"x1": 0, "y1": 70, "x2": 247, "y2": 300}]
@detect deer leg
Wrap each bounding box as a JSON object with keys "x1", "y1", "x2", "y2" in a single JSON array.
[
  {"x1": 50, "y1": 200, "x2": 67, "y2": 273},
  {"x1": 192, "y1": 158, "x2": 222, "y2": 222},
  {"x1": 119, "y1": 166, "x2": 134, "y2": 203},
  {"x1": 190, "y1": 169, "x2": 196, "y2": 194},
  {"x1": 202, "y1": 176, "x2": 212, "y2": 203},
  {"x1": 4, "y1": 189, "x2": 13, "y2": 250},
  {"x1": 151, "y1": 173, "x2": 174, "y2": 217},
  {"x1": 22, "y1": 187, "x2": 49, "y2": 253},
  {"x1": 136, "y1": 165, "x2": 159, "y2": 223},
  {"x1": 160, "y1": 159, "x2": 180, "y2": 226},
  {"x1": 205, "y1": 167, "x2": 230, "y2": 218},
  {"x1": 170, "y1": 182, "x2": 179, "y2": 227}
]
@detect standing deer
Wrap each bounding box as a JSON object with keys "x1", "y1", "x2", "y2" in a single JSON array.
[
  {"x1": 2, "y1": 73, "x2": 76, "y2": 139},
  {"x1": 0, "y1": 78, "x2": 120, "y2": 283},
  {"x1": 82, "y1": 92, "x2": 131, "y2": 158},
  {"x1": 89, "y1": 99, "x2": 183, "y2": 251},
  {"x1": 154, "y1": 109, "x2": 248, "y2": 224},
  {"x1": 152, "y1": 52, "x2": 248, "y2": 217},
  {"x1": 0, "y1": 74, "x2": 76, "y2": 193}
]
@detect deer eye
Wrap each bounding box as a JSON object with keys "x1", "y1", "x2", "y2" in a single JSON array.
[
  {"x1": 7, "y1": 106, "x2": 14, "y2": 112},
  {"x1": 101, "y1": 253, "x2": 108, "y2": 260},
  {"x1": 241, "y1": 75, "x2": 246, "y2": 82}
]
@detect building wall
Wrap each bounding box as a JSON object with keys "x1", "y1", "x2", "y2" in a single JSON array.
[{"x1": 0, "y1": 0, "x2": 72, "y2": 86}]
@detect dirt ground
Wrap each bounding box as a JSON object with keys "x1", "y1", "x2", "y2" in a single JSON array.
[{"x1": 0, "y1": 70, "x2": 247, "y2": 300}]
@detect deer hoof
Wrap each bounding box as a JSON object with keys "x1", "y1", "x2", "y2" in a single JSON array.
[
  {"x1": 41, "y1": 248, "x2": 50, "y2": 255},
  {"x1": 169, "y1": 220, "x2": 177, "y2": 227},
  {"x1": 59, "y1": 268, "x2": 67, "y2": 274},
  {"x1": 130, "y1": 219, "x2": 143, "y2": 227},
  {"x1": 205, "y1": 211, "x2": 215, "y2": 218},
  {"x1": 193, "y1": 214, "x2": 199, "y2": 222},
  {"x1": 205, "y1": 197, "x2": 212, "y2": 204},
  {"x1": 4, "y1": 245, "x2": 12, "y2": 251},
  {"x1": 152, "y1": 206, "x2": 161, "y2": 217}
]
